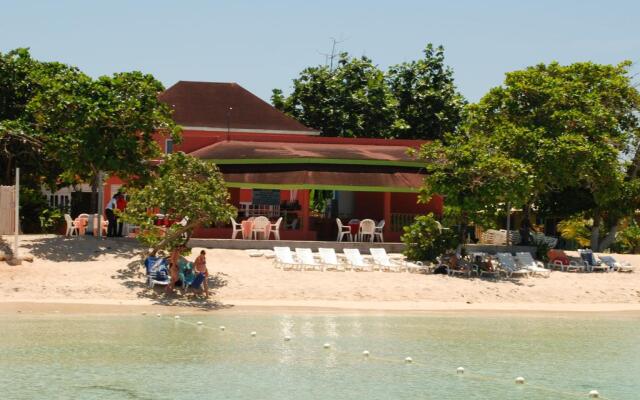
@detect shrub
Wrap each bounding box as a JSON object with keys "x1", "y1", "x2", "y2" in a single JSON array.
[
  {"x1": 615, "y1": 220, "x2": 640, "y2": 254},
  {"x1": 401, "y1": 213, "x2": 458, "y2": 262}
]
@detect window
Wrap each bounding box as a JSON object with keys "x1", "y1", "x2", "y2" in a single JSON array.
[{"x1": 165, "y1": 139, "x2": 174, "y2": 154}]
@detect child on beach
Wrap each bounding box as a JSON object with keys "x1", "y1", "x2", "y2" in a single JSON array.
[
  {"x1": 166, "y1": 246, "x2": 182, "y2": 294},
  {"x1": 194, "y1": 250, "x2": 209, "y2": 297}
]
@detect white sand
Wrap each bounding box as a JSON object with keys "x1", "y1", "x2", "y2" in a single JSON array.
[{"x1": 1, "y1": 235, "x2": 640, "y2": 313}]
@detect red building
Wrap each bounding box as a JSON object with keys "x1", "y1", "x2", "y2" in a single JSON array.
[{"x1": 106, "y1": 81, "x2": 442, "y2": 242}]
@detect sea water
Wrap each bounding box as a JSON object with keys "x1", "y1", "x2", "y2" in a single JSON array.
[{"x1": 0, "y1": 312, "x2": 638, "y2": 399}]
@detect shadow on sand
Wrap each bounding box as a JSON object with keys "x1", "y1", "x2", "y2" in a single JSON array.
[
  {"x1": 22, "y1": 235, "x2": 138, "y2": 262},
  {"x1": 113, "y1": 258, "x2": 232, "y2": 311}
]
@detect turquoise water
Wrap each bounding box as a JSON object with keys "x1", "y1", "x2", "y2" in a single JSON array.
[{"x1": 0, "y1": 312, "x2": 638, "y2": 399}]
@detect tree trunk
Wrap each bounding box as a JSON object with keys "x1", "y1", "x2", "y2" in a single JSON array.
[
  {"x1": 458, "y1": 212, "x2": 468, "y2": 244},
  {"x1": 590, "y1": 209, "x2": 601, "y2": 251},
  {"x1": 149, "y1": 219, "x2": 202, "y2": 256},
  {"x1": 597, "y1": 223, "x2": 618, "y2": 252}
]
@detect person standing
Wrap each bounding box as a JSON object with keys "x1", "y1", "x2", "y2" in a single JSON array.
[
  {"x1": 194, "y1": 250, "x2": 208, "y2": 298},
  {"x1": 116, "y1": 193, "x2": 127, "y2": 237},
  {"x1": 105, "y1": 194, "x2": 117, "y2": 237}
]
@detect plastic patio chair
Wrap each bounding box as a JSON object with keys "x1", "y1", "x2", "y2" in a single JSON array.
[
  {"x1": 374, "y1": 220, "x2": 385, "y2": 242},
  {"x1": 230, "y1": 217, "x2": 242, "y2": 239},
  {"x1": 358, "y1": 219, "x2": 376, "y2": 243},
  {"x1": 269, "y1": 217, "x2": 283, "y2": 240},
  {"x1": 336, "y1": 218, "x2": 353, "y2": 242}
]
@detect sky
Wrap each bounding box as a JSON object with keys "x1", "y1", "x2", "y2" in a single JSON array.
[{"x1": 1, "y1": 0, "x2": 639, "y2": 103}]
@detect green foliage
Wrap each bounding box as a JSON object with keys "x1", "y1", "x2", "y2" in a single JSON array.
[
  {"x1": 532, "y1": 237, "x2": 551, "y2": 262},
  {"x1": 401, "y1": 214, "x2": 459, "y2": 262},
  {"x1": 557, "y1": 216, "x2": 592, "y2": 248},
  {"x1": 615, "y1": 220, "x2": 640, "y2": 254},
  {"x1": 120, "y1": 153, "x2": 236, "y2": 253},
  {"x1": 272, "y1": 44, "x2": 464, "y2": 139},
  {"x1": 417, "y1": 61, "x2": 640, "y2": 250},
  {"x1": 38, "y1": 207, "x2": 64, "y2": 233}
]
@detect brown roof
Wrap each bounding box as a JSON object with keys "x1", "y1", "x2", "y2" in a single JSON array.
[
  {"x1": 159, "y1": 81, "x2": 316, "y2": 134},
  {"x1": 190, "y1": 140, "x2": 420, "y2": 164}
]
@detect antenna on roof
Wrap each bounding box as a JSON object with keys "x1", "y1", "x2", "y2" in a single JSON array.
[
  {"x1": 318, "y1": 36, "x2": 346, "y2": 72},
  {"x1": 226, "y1": 107, "x2": 233, "y2": 142}
]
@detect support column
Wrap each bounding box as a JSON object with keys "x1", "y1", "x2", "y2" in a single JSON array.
[
  {"x1": 301, "y1": 189, "x2": 310, "y2": 237},
  {"x1": 383, "y1": 192, "x2": 391, "y2": 233}
]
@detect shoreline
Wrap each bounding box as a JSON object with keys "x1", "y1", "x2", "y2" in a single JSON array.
[{"x1": 2, "y1": 299, "x2": 640, "y2": 316}]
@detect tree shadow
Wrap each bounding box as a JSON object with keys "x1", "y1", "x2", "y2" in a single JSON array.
[
  {"x1": 21, "y1": 236, "x2": 138, "y2": 262},
  {"x1": 112, "y1": 258, "x2": 232, "y2": 311}
]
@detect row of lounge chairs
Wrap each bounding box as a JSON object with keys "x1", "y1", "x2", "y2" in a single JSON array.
[
  {"x1": 273, "y1": 247, "x2": 429, "y2": 273},
  {"x1": 548, "y1": 249, "x2": 634, "y2": 273},
  {"x1": 444, "y1": 252, "x2": 550, "y2": 279}
]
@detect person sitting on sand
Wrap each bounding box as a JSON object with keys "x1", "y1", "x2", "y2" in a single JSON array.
[
  {"x1": 194, "y1": 250, "x2": 208, "y2": 297},
  {"x1": 166, "y1": 246, "x2": 183, "y2": 294}
]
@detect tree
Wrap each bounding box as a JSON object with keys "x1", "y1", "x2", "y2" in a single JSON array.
[
  {"x1": 28, "y1": 69, "x2": 181, "y2": 213},
  {"x1": 387, "y1": 44, "x2": 466, "y2": 139},
  {"x1": 272, "y1": 44, "x2": 464, "y2": 139},
  {"x1": 121, "y1": 152, "x2": 236, "y2": 254},
  {"x1": 418, "y1": 61, "x2": 640, "y2": 250},
  {"x1": 272, "y1": 53, "x2": 397, "y2": 138}
]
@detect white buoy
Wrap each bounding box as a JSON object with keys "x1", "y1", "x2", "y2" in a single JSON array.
[
  {"x1": 405, "y1": 357, "x2": 413, "y2": 363},
  {"x1": 323, "y1": 343, "x2": 331, "y2": 349},
  {"x1": 174, "y1": 315, "x2": 180, "y2": 319},
  {"x1": 284, "y1": 336, "x2": 291, "y2": 341},
  {"x1": 156, "y1": 313, "x2": 161, "y2": 317},
  {"x1": 219, "y1": 326, "x2": 226, "y2": 331},
  {"x1": 457, "y1": 367, "x2": 465, "y2": 374},
  {"x1": 197, "y1": 321, "x2": 203, "y2": 325},
  {"x1": 589, "y1": 390, "x2": 600, "y2": 398},
  {"x1": 362, "y1": 350, "x2": 370, "y2": 357},
  {"x1": 515, "y1": 377, "x2": 525, "y2": 384},
  {"x1": 251, "y1": 331, "x2": 257, "y2": 337}
]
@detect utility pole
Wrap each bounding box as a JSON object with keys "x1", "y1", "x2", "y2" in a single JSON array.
[
  {"x1": 14, "y1": 167, "x2": 19, "y2": 259},
  {"x1": 97, "y1": 171, "x2": 103, "y2": 238}
]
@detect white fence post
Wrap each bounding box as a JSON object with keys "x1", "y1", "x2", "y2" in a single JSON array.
[{"x1": 14, "y1": 168, "x2": 20, "y2": 258}]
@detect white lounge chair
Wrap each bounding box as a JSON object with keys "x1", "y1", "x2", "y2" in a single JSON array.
[
  {"x1": 579, "y1": 249, "x2": 610, "y2": 272},
  {"x1": 514, "y1": 252, "x2": 550, "y2": 277},
  {"x1": 269, "y1": 217, "x2": 283, "y2": 240},
  {"x1": 295, "y1": 248, "x2": 322, "y2": 271},
  {"x1": 496, "y1": 253, "x2": 531, "y2": 278},
  {"x1": 273, "y1": 247, "x2": 299, "y2": 270},
  {"x1": 369, "y1": 248, "x2": 401, "y2": 272},
  {"x1": 598, "y1": 255, "x2": 634, "y2": 273},
  {"x1": 64, "y1": 214, "x2": 78, "y2": 236},
  {"x1": 318, "y1": 248, "x2": 345, "y2": 271},
  {"x1": 343, "y1": 248, "x2": 373, "y2": 271},
  {"x1": 336, "y1": 218, "x2": 352, "y2": 242},
  {"x1": 358, "y1": 219, "x2": 376, "y2": 242},
  {"x1": 230, "y1": 217, "x2": 242, "y2": 239}
]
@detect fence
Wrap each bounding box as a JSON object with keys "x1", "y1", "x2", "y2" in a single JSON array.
[{"x1": 0, "y1": 185, "x2": 16, "y2": 235}]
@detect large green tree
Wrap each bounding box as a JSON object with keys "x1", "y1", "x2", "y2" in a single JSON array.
[
  {"x1": 272, "y1": 44, "x2": 464, "y2": 139},
  {"x1": 121, "y1": 152, "x2": 235, "y2": 254},
  {"x1": 419, "y1": 61, "x2": 640, "y2": 250}
]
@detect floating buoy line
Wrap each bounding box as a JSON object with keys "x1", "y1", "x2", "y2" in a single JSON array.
[{"x1": 153, "y1": 314, "x2": 608, "y2": 399}]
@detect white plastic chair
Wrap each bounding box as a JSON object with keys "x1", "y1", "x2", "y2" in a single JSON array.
[
  {"x1": 318, "y1": 248, "x2": 345, "y2": 271},
  {"x1": 295, "y1": 248, "x2": 322, "y2": 271},
  {"x1": 496, "y1": 253, "x2": 531, "y2": 278},
  {"x1": 269, "y1": 217, "x2": 283, "y2": 240},
  {"x1": 64, "y1": 214, "x2": 78, "y2": 236},
  {"x1": 230, "y1": 217, "x2": 242, "y2": 239},
  {"x1": 285, "y1": 218, "x2": 298, "y2": 230},
  {"x1": 336, "y1": 218, "x2": 352, "y2": 242},
  {"x1": 273, "y1": 247, "x2": 299, "y2": 270},
  {"x1": 598, "y1": 255, "x2": 634, "y2": 273},
  {"x1": 343, "y1": 248, "x2": 373, "y2": 271},
  {"x1": 358, "y1": 219, "x2": 376, "y2": 242},
  {"x1": 374, "y1": 220, "x2": 385, "y2": 242},
  {"x1": 252, "y1": 216, "x2": 270, "y2": 240}
]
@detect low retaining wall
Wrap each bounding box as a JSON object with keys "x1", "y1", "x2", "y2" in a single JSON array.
[
  {"x1": 463, "y1": 244, "x2": 537, "y2": 256},
  {"x1": 188, "y1": 238, "x2": 406, "y2": 254}
]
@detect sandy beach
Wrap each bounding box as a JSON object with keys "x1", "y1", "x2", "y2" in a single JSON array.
[{"x1": 1, "y1": 235, "x2": 640, "y2": 314}]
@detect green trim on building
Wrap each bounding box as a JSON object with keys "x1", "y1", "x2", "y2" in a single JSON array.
[{"x1": 224, "y1": 181, "x2": 419, "y2": 193}]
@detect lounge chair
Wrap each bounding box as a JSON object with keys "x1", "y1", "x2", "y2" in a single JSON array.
[
  {"x1": 470, "y1": 252, "x2": 500, "y2": 279},
  {"x1": 370, "y1": 248, "x2": 428, "y2": 273},
  {"x1": 295, "y1": 248, "x2": 322, "y2": 271},
  {"x1": 598, "y1": 255, "x2": 634, "y2": 273},
  {"x1": 514, "y1": 252, "x2": 551, "y2": 277},
  {"x1": 547, "y1": 249, "x2": 584, "y2": 272},
  {"x1": 318, "y1": 248, "x2": 346, "y2": 271},
  {"x1": 343, "y1": 248, "x2": 374, "y2": 271},
  {"x1": 439, "y1": 254, "x2": 477, "y2": 278},
  {"x1": 273, "y1": 246, "x2": 299, "y2": 270},
  {"x1": 578, "y1": 249, "x2": 610, "y2": 272},
  {"x1": 144, "y1": 256, "x2": 171, "y2": 288},
  {"x1": 496, "y1": 253, "x2": 531, "y2": 278}
]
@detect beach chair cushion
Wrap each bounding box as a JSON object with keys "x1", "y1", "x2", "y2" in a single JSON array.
[{"x1": 145, "y1": 257, "x2": 169, "y2": 281}]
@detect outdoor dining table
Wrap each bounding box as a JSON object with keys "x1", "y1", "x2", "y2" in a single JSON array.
[{"x1": 240, "y1": 218, "x2": 271, "y2": 240}]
